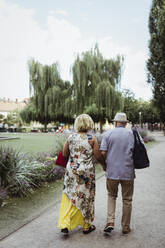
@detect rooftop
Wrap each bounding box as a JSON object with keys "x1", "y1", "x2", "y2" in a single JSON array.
[{"x1": 0, "y1": 98, "x2": 28, "y2": 112}]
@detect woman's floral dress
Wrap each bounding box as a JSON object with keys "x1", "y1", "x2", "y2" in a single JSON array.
[{"x1": 63, "y1": 133, "x2": 95, "y2": 224}]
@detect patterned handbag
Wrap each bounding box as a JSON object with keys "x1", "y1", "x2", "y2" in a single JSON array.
[{"x1": 56, "y1": 151, "x2": 68, "y2": 168}]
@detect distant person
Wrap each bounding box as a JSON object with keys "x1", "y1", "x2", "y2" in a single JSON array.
[
  {"x1": 100, "y1": 112, "x2": 136, "y2": 234},
  {"x1": 4, "y1": 123, "x2": 8, "y2": 132},
  {"x1": 58, "y1": 114, "x2": 106, "y2": 235}
]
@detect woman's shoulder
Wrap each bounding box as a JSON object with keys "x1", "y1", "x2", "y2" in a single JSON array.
[{"x1": 67, "y1": 132, "x2": 78, "y2": 141}]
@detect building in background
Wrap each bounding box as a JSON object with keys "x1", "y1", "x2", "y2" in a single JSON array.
[{"x1": 0, "y1": 98, "x2": 28, "y2": 117}]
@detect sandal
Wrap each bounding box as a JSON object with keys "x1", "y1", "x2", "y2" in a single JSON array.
[
  {"x1": 61, "y1": 228, "x2": 69, "y2": 234},
  {"x1": 83, "y1": 225, "x2": 96, "y2": 234}
]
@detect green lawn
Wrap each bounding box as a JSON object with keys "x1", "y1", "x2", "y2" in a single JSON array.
[
  {"x1": 0, "y1": 132, "x2": 153, "y2": 155},
  {"x1": 0, "y1": 132, "x2": 62, "y2": 154}
]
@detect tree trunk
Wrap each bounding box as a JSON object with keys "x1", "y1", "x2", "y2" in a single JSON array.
[
  {"x1": 44, "y1": 122, "x2": 47, "y2": 132},
  {"x1": 100, "y1": 121, "x2": 103, "y2": 133}
]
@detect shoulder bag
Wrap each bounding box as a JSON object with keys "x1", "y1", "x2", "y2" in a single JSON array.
[{"x1": 132, "y1": 129, "x2": 150, "y2": 169}]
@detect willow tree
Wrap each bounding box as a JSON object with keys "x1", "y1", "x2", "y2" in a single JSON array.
[
  {"x1": 27, "y1": 59, "x2": 73, "y2": 130},
  {"x1": 72, "y1": 46, "x2": 124, "y2": 130},
  {"x1": 20, "y1": 101, "x2": 38, "y2": 124}
]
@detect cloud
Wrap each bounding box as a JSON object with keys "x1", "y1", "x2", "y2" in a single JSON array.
[
  {"x1": 122, "y1": 50, "x2": 152, "y2": 100},
  {"x1": 0, "y1": 1, "x2": 93, "y2": 100},
  {"x1": 55, "y1": 9, "x2": 68, "y2": 16},
  {"x1": 99, "y1": 37, "x2": 152, "y2": 100},
  {"x1": 0, "y1": 0, "x2": 152, "y2": 101}
]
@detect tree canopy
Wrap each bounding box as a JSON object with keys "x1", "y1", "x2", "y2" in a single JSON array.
[
  {"x1": 122, "y1": 89, "x2": 160, "y2": 125},
  {"x1": 21, "y1": 59, "x2": 74, "y2": 130},
  {"x1": 147, "y1": 0, "x2": 165, "y2": 123},
  {"x1": 72, "y1": 46, "x2": 124, "y2": 126},
  {"x1": 122, "y1": 89, "x2": 139, "y2": 124},
  {"x1": 21, "y1": 47, "x2": 124, "y2": 130}
]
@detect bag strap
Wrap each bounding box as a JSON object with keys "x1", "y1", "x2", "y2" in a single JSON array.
[
  {"x1": 132, "y1": 128, "x2": 142, "y2": 144},
  {"x1": 87, "y1": 134, "x2": 94, "y2": 148}
]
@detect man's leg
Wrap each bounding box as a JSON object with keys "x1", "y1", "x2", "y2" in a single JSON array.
[
  {"x1": 104, "y1": 179, "x2": 119, "y2": 232},
  {"x1": 121, "y1": 180, "x2": 134, "y2": 234}
]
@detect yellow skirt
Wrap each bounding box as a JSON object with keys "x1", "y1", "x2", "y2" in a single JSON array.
[{"x1": 58, "y1": 193, "x2": 90, "y2": 231}]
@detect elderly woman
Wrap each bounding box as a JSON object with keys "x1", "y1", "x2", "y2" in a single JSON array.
[{"x1": 58, "y1": 114, "x2": 106, "y2": 235}]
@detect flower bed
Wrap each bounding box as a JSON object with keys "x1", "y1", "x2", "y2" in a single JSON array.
[{"x1": 0, "y1": 134, "x2": 68, "y2": 206}]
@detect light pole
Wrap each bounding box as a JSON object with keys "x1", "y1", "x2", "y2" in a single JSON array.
[{"x1": 139, "y1": 111, "x2": 142, "y2": 128}]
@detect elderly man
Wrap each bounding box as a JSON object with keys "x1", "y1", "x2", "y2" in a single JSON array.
[{"x1": 100, "y1": 112, "x2": 135, "y2": 234}]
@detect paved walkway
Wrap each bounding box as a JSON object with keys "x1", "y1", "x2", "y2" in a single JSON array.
[{"x1": 0, "y1": 132, "x2": 165, "y2": 248}]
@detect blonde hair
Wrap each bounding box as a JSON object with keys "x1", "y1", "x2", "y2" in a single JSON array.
[{"x1": 74, "y1": 114, "x2": 94, "y2": 132}]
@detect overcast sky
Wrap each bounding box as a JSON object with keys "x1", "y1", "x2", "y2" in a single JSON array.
[{"x1": 0, "y1": 0, "x2": 153, "y2": 101}]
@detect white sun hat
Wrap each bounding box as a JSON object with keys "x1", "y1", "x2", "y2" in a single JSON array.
[{"x1": 113, "y1": 112, "x2": 128, "y2": 122}]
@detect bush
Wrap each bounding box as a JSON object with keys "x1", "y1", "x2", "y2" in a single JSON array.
[
  {"x1": 143, "y1": 135, "x2": 155, "y2": 143},
  {"x1": 7, "y1": 159, "x2": 65, "y2": 197},
  {"x1": 0, "y1": 144, "x2": 65, "y2": 199},
  {"x1": 0, "y1": 145, "x2": 36, "y2": 197},
  {"x1": 45, "y1": 164, "x2": 65, "y2": 182},
  {"x1": 35, "y1": 152, "x2": 65, "y2": 182},
  {"x1": 138, "y1": 128, "x2": 148, "y2": 139},
  {"x1": 0, "y1": 146, "x2": 22, "y2": 188},
  {"x1": 7, "y1": 159, "x2": 47, "y2": 197},
  {"x1": 137, "y1": 128, "x2": 155, "y2": 143},
  {"x1": 32, "y1": 157, "x2": 65, "y2": 183},
  {"x1": 0, "y1": 188, "x2": 7, "y2": 206}
]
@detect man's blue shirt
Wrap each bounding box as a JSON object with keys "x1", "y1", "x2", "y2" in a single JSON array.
[{"x1": 100, "y1": 127, "x2": 135, "y2": 180}]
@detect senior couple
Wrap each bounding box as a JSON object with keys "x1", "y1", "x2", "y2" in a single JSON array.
[{"x1": 58, "y1": 112, "x2": 135, "y2": 235}]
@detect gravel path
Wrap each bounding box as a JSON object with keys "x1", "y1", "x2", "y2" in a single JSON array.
[{"x1": 0, "y1": 132, "x2": 165, "y2": 248}]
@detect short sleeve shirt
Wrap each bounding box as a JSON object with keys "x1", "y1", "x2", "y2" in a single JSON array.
[{"x1": 100, "y1": 127, "x2": 135, "y2": 180}]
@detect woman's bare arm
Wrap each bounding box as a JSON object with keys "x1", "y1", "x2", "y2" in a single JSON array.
[
  {"x1": 93, "y1": 136, "x2": 106, "y2": 171},
  {"x1": 62, "y1": 141, "x2": 70, "y2": 158},
  {"x1": 101, "y1": 151, "x2": 107, "y2": 160}
]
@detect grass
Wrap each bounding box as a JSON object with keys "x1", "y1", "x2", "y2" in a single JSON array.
[
  {"x1": 0, "y1": 131, "x2": 155, "y2": 154},
  {"x1": 0, "y1": 132, "x2": 60, "y2": 154}
]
